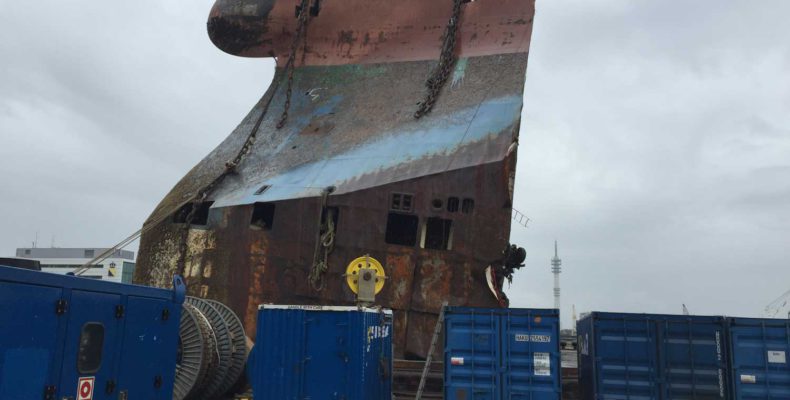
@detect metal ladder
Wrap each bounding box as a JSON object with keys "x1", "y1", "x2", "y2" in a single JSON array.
[{"x1": 415, "y1": 301, "x2": 449, "y2": 400}]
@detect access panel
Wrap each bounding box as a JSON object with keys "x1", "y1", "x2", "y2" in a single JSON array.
[
  {"x1": 0, "y1": 281, "x2": 63, "y2": 400},
  {"x1": 116, "y1": 296, "x2": 181, "y2": 399},
  {"x1": 59, "y1": 290, "x2": 122, "y2": 400}
]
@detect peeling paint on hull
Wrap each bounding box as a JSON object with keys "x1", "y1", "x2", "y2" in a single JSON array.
[
  {"x1": 208, "y1": 0, "x2": 535, "y2": 65},
  {"x1": 136, "y1": 0, "x2": 535, "y2": 359}
]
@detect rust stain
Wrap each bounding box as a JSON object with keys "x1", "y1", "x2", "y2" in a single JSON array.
[
  {"x1": 136, "y1": 0, "x2": 535, "y2": 360},
  {"x1": 207, "y1": 0, "x2": 536, "y2": 66}
]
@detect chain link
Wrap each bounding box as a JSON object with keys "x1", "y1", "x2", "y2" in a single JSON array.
[
  {"x1": 176, "y1": 77, "x2": 282, "y2": 278},
  {"x1": 415, "y1": 0, "x2": 464, "y2": 119},
  {"x1": 277, "y1": 0, "x2": 312, "y2": 129},
  {"x1": 178, "y1": 0, "x2": 312, "y2": 279}
]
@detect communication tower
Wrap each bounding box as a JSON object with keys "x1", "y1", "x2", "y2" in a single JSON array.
[{"x1": 551, "y1": 241, "x2": 562, "y2": 310}]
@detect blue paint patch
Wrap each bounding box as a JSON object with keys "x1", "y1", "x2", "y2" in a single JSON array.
[
  {"x1": 271, "y1": 93, "x2": 344, "y2": 154},
  {"x1": 213, "y1": 95, "x2": 522, "y2": 207}
]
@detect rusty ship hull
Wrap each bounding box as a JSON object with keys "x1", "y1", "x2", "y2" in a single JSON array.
[{"x1": 136, "y1": 0, "x2": 535, "y2": 359}]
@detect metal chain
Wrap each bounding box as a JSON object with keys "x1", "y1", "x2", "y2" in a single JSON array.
[
  {"x1": 277, "y1": 0, "x2": 312, "y2": 129},
  {"x1": 176, "y1": 78, "x2": 282, "y2": 278},
  {"x1": 414, "y1": 0, "x2": 464, "y2": 119}
]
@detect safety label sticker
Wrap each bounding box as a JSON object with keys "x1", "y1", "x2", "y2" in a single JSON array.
[
  {"x1": 768, "y1": 350, "x2": 786, "y2": 364},
  {"x1": 451, "y1": 357, "x2": 465, "y2": 366},
  {"x1": 534, "y1": 352, "x2": 551, "y2": 376},
  {"x1": 77, "y1": 376, "x2": 95, "y2": 400},
  {"x1": 740, "y1": 374, "x2": 757, "y2": 384}
]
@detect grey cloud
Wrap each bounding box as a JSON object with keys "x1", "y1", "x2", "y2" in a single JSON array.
[{"x1": 509, "y1": 0, "x2": 790, "y2": 325}]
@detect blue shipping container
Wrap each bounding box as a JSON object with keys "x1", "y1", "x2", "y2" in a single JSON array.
[
  {"x1": 249, "y1": 305, "x2": 393, "y2": 400},
  {"x1": 444, "y1": 307, "x2": 561, "y2": 400},
  {"x1": 577, "y1": 312, "x2": 730, "y2": 400},
  {"x1": 728, "y1": 317, "x2": 790, "y2": 399},
  {"x1": 0, "y1": 265, "x2": 185, "y2": 400}
]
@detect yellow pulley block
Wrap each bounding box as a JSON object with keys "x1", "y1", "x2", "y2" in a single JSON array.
[{"x1": 345, "y1": 255, "x2": 386, "y2": 295}]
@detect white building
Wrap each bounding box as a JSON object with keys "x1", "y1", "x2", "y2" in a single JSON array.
[{"x1": 15, "y1": 247, "x2": 135, "y2": 283}]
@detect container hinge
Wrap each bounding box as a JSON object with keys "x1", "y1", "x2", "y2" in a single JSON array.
[
  {"x1": 105, "y1": 380, "x2": 116, "y2": 394},
  {"x1": 115, "y1": 305, "x2": 124, "y2": 319},
  {"x1": 162, "y1": 308, "x2": 170, "y2": 321},
  {"x1": 154, "y1": 375, "x2": 163, "y2": 389},
  {"x1": 55, "y1": 300, "x2": 67, "y2": 315},
  {"x1": 43, "y1": 385, "x2": 56, "y2": 400}
]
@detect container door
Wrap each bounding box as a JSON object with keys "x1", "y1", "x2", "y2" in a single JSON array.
[
  {"x1": 303, "y1": 310, "x2": 350, "y2": 399},
  {"x1": 445, "y1": 309, "x2": 500, "y2": 400},
  {"x1": 0, "y1": 281, "x2": 63, "y2": 400},
  {"x1": 59, "y1": 290, "x2": 122, "y2": 400},
  {"x1": 593, "y1": 316, "x2": 661, "y2": 399},
  {"x1": 729, "y1": 320, "x2": 790, "y2": 400},
  {"x1": 501, "y1": 311, "x2": 560, "y2": 400},
  {"x1": 659, "y1": 318, "x2": 728, "y2": 399},
  {"x1": 253, "y1": 309, "x2": 306, "y2": 399},
  {"x1": 116, "y1": 296, "x2": 178, "y2": 400},
  {"x1": 361, "y1": 311, "x2": 393, "y2": 400}
]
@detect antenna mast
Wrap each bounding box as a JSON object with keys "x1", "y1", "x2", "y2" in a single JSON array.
[{"x1": 551, "y1": 241, "x2": 562, "y2": 311}]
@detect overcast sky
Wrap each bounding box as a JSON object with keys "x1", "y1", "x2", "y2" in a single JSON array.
[{"x1": 2, "y1": 1, "x2": 788, "y2": 325}]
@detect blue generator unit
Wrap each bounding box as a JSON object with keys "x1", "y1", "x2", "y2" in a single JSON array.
[
  {"x1": 248, "y1": 305, "x2": 393, "y2": 400},
  {"x1": 443, "y1": 307, "x2": 562, "y2": 400},
  {"x1": 0, "y1": 264, "x2": 185, "y2": 400}
]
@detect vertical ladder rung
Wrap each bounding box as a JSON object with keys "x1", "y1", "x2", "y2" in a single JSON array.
[{"x1": 415, "y1": 301, "x2": 449, "y2": 400}]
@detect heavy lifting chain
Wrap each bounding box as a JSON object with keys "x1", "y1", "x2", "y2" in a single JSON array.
[
  {"x1": 77, "y1": 1, "x2": 315, "y2": 277},
  {"x1": 277, "y1": 0, "x2": 312, "y2": 129},
  {"x1": 179, "y1": 0, "x2": 312, "y2": 277},
  {"x1": 176, "y1": 78, "x2": 282, "y2": 278},
  {"x1": 414, "y1": 0, "x2": 464, "y2": 119}
]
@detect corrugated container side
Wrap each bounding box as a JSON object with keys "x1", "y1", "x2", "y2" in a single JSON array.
[
  {"x1": 502, "y1": 309, "x2": 562, "y2": 399},
  {"x1": 578, "y1": 312, "x2": 661, "y2": 400},
  {"x1": 444, "y1": 308, "x2": 500, "y2": 398},
  {"x1": 661, "y1": 316, "x2": 728, "y2": 399},
  {"x1": 577, "y1": 315, "x2": 596, "y2": 400},
  {"x1": 251, "y1": 306, "x2": 392, "y2": 400},
  {"x1": 728, "y1": 318, "x2": 790, "y2": 399},
  {"x1": 444, "y1": 307, "x2": 561, "y2": 400},
  {"x1": 577, "y1": 312, "x2": 729, "y2": 400}
]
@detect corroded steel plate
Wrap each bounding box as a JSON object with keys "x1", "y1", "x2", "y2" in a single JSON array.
[{"x1": 208, "y1": 0, "x2": 535, "y2": 65}]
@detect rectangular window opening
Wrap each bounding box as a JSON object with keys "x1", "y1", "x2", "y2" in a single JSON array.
[
  {"x1": 254, "y1": 185, "x2": 271, "y2": 196},
  {"x1": 461, "y1": 198, "x2": 475, "y2": 214},
  {"x1": 390, "y1": 193, "x2": 414, "y2": 212},
  {"x1": 250, "y1": 202, "x2": 276, "y2": 230},
  {"x1": 385, "y1": 213, "x2": 419, "y2": 246},
  {"x1": 447, "y1": 197, "x2": 460, "y2": 213},
  {"x1": 423, "y1": 217, "x2": 453, "y2": 250},
  {"x1": 173, "y1": 201, "x2": 214, "y2": 226},
  {"x1": 78, "y1": 323, "x2": 105, "y2": 374},
  {"x1": 84, "y1": 249, "x2": 95, "y2": 258}
]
